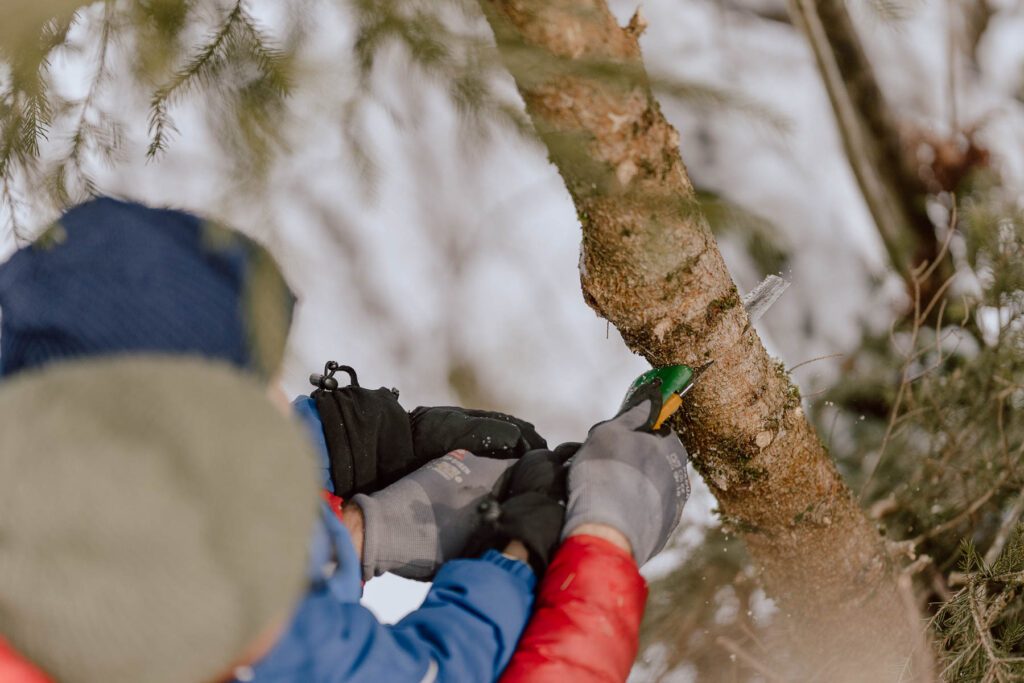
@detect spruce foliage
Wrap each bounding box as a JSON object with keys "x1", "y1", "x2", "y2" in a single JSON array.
[
  {"x1": 935, "y1": 531, "x2": 1024, "y2": 682},
  {"x1": 1, "y1": 1, "x2": 297, "y2": 232}
]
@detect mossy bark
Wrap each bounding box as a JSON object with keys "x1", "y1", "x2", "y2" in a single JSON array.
[{"x1": 476, "y1": 0, "x2": 930, "y2": 677}]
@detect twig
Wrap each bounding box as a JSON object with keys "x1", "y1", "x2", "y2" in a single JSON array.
[
  {"x1": 715, "y1": 636, "x2": 786, "y2": 682},
  {"x1": 787, "y1": 352, "x2": 844, "y2": 373},
  {"x1": 917, "y1": 271, "x2": 958, "y2": 328},
  {"x1": 988, "y1": 570, "x2": 1024, "y2": 585},
  {"x1": 788, "y1": 0, "x2": 915, "y2": 290},
  {"x1": 911, "y1": 470, "x2": 1010, "y2": 545},
  {"x1": 859, "y1": 367, "x2": 910, "y2": 501},
  {"x1": 946, "y1": 0, "x2": 959, "y2": 132},
  {"x1": 968, "y1": 583, "x2": 1007, "y2": 683},
  {"x1": 984, "y1": 489, "x2": 1024, "y2": 566},
  {"x1": 859, "y1": 209, "x2": 960, "y2": 500},
  {"x1": 1, "y1": 178, "x2": 26, "y2": 244},
  {"x1": 938, "y1": 641, "x2": 981, "y2": 680},
  {"x1": 61, "y1": 0, "x2": 116, "y2": 199},
  {"x1": 148, "y1": 2, "x2": 246, "y2": 158},
  {"x1": 931, "y1": 565, "x2": 954, "y2": 601},
  {"x1": 870, "y1": 494, "x2": 899, "y2": 520},
  {"x1": 918, "y1": 200, "x2": 958, "y2": 285},
  {"x1": 934, "y1": 294, "x2": 948, "y2": 367}
]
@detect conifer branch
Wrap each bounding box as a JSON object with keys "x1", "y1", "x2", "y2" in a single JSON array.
[
  {"x1": 54, "y1": 0, "x2": 118, "y2": 205},
  {"x1": 147, "y1": 1, "x2": 291, "y2": 161},
  {"x1": 148, "y1": 2, "x2": 245, "y2": 158},
  {"x1": 0, "y1": 177, "x2": 25, "y2": 243},
  {"x1": 935, "y1": 533, "x2": 1024, "y2": 681}
]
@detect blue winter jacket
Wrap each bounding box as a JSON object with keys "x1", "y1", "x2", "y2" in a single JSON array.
[{"x1": 239, "y1": 397, "x2": 536, "y2": 682}]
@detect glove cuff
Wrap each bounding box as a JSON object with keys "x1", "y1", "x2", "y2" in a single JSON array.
[
  {"x1": 350, "y1": 493, "x2": 383, "y2": 582},
  {"x1": 315, "y1": 387, "x2": 416, "y2": 499},
  {"x1": 562, "y1": 460, "x2": 665, "y2": 565},
  {"x1": 463, "y1": 493, "x2": 564, "y2": 577}
]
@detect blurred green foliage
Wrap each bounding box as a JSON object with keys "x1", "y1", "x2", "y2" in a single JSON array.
[
  {"x1": 0, "y1": 0, "x2": 784, "y2": 238},
  {"x1": 1, "y1": 1, "x2": 301, "y2": 235}
]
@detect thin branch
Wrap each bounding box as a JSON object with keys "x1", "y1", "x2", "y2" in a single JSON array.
[
  {"x1": 968, "y1": 583, "x2": 1007, "y2": 683},
  {"x1": 918, "y1": 200, "x2": 957, "y2": 284},
  {"x1": 860, "y1": 209, "x2": 961, "y2": 499},
  {"x1": 58, "y1": 0, "x2": 116, "y2": 202},
  {"x1": 147, "y1": 2, "x2": 245, "y2": 158},
  {"x1": 946, "y1": 0, "x2": 959, "y2": 132},
  {"x1": 787, "y1": 0, "x2": 914, "y2": 289},
  {"x1": 788, "y1": 0, "x2": 955, "y2": 306},
  {"x1": 1, "y1": 177, "x2": 26, "y2": 243},
  {"x1": 787, "y1": 352, "x2": 844, "y2": 373},
  {"x1": 910, "y1": 470, "x2": 1010, "y2": 545},
  {"x1": 984, "y1": 491, "x2": 1024, "y2": 566},
  {"x1": 715, "y1": 636, "x2": 787, "y2": 682}
]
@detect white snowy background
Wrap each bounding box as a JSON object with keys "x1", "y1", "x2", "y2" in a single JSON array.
[{"x1": 2, "y1": 0, "x2": 1023, "y2": 676}]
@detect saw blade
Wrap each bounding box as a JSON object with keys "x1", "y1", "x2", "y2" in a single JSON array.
[{"x1": 742, "y1": 274, "x2": 790, "y2": 323}]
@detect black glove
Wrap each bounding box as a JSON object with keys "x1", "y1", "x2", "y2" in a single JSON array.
[
  {"x1": 311, "y1": 363, "x2": 547, "y2": 499},
  {"x1": 408, "y1": 406, "x2": 547, "y2": 461},
  {"x1": 497, "y1": 442, "x2": 578, "y2": 501},
  {"x1": 463, "y1": 445, "x2": 578, "y2": 576},
  {"x1": 313, "y1": 385, "x2": 415, "y2": 498},
  {"x1": 470, "y1": 493, "x2": 564, "y2": 576}
]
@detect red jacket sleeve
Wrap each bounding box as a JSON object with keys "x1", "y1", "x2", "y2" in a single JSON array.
[
  {"x1": 0, "y1": 637, "x2": 52, "y2": 683},
  {"x1": 499, "y1": 534, "x2": 648, "y2": 683},
  {"x1": 321, "y1": 489, "x2": 345, "y2": 522}
]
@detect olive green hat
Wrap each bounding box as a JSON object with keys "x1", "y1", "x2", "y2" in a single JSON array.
[{"x1": 0, "y1": 356, "x2": 319, "y2": 683}]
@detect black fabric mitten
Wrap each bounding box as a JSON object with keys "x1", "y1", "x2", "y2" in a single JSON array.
[
  {"x1": 408, "y1": 406, "x2": 547, "y2": 461},
  {"x1": 465, "y1": 492, "x2": 565, "y2": 576},
  {"x1": 311, "y1": 361, "x2": 548, "y2": 499},
  {"x1": 463, "y1": 445, "x2": 578, "y2": 576},
  {"x1": 313, "y1": 386, "x2": 416, "y2": 498}
]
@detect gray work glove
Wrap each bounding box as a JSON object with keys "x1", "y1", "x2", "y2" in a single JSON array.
[
  {"x1": 351, "y1": 450, "x2": 515, "y2": 581},
  {"x1": 563, "y1": 383, "x2": 691, "y2": 565}
]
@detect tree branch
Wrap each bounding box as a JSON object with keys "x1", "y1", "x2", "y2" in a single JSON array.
[{"x1": 788, "y1": 0, "x2": 955, "y2": 305}]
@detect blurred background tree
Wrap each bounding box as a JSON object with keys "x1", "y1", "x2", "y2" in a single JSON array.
[{"x1": 2, "y1": 1, "x2": 1023, "y2": 680}]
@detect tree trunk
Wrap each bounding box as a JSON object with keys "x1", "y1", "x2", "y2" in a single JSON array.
[{"x1": 476, "y1": 0, "x2": 930, "y2": 677}]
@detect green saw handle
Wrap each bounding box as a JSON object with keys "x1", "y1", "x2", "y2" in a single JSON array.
[{"x1": 620, "y1": 365, "x2": 695, "y2": 429}]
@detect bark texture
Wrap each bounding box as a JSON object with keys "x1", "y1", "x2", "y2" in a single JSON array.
[{"x1": 476, "y1": 0, "x2": 928, "y2": 677}]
